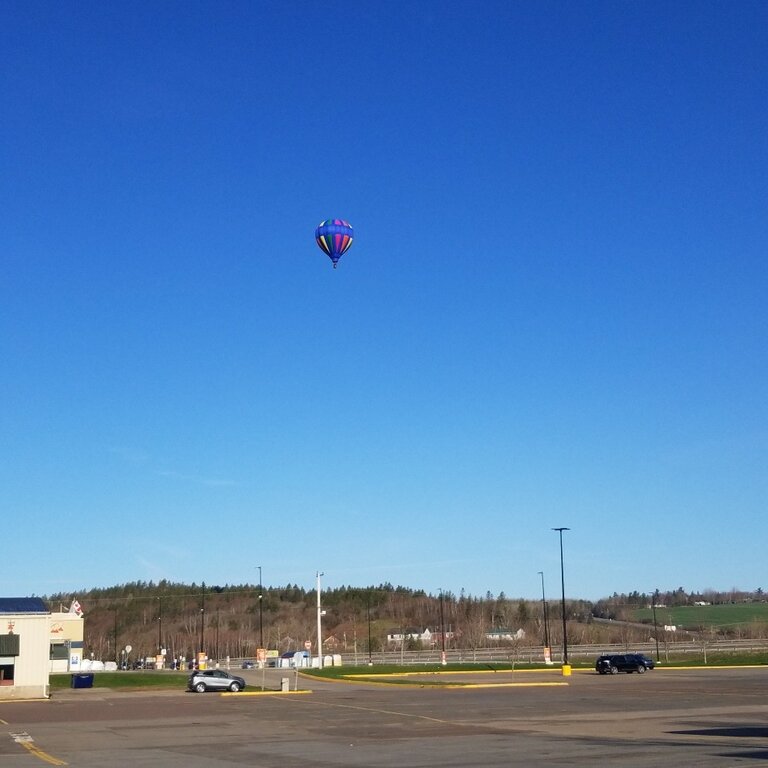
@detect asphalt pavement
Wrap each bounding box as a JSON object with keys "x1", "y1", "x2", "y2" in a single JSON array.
[{"x1": 1, "y1": 666, "x2": 766, "y2": 766}]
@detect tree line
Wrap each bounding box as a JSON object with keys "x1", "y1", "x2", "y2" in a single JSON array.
[{"x1": 42, "y1": 581, "x2": 767, "y2": 664}]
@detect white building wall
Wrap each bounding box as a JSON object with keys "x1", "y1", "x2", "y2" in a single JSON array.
[{"x1": 1, "y1": 615, "x2": 50, "y2": 700}]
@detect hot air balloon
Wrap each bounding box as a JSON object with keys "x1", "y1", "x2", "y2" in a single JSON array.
[{"x1": 315, "y1": 219, "x2": 354, "y2": 268}]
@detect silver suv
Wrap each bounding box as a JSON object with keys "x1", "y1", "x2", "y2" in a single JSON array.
[{"x1": 187, "y1": 669, "x2": 246, "y2": 693}]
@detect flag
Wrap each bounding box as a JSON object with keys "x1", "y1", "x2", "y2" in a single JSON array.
[{"x1": 69, "y1": 599, "x2": 83, "y2": 616}]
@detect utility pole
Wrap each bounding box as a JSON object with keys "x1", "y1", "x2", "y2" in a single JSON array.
[
  {"x1": 538, "y1": 571, "x2": 550, "y2": 651},
  {"x1": 552, "y1": 527, "x2": 570, "y2": 667},
  {"x1": 316, "y1": 571, "x2": 324, "y2": 669},
  {"x1": 367, "y1": 592, "x2": 373, "y2": 666},
  {"x1": 257, "y1": 565, "x2": 264, "y2": 649},
  {"x1": 439, "y1": 589, "x2": 447, "y2": 665},
  {"x1": 199, "y1": 583, "x2": 206, "y2": 665},
  {"x1": 157, "y1": 596, "x2": 162, "y2": 653}
]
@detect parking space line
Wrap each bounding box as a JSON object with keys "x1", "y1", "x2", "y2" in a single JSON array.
[
  {"x1": 9, "y1": 732, "x2": 66, "y2": 766},
  {"x1": 20, "y1": 741, "x2": 68, "y2": 766}
]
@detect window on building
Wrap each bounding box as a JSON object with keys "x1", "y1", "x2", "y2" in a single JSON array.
[
  {"x1": 0, "y1": 635, "x2": 20, "y2": 656},
  {"x1": 50, "y1": 643, "x2": 69, "y2": 661},
  {"x1": 0, "y1": 658, "x2": 14, "y2": 685}
]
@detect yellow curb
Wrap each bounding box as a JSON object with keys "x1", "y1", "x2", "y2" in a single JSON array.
[
  {"x1": 220, "y1": 689, "x2": 313, "y2": 697},
  {"x1": 304, "y1": 663, "x2": 768, "y2": 688},
  {"x1": 345, "y1": 670, "x2": 497, "y2": 678},
  {"x1": 652, "y1": 664, "x2": 768, "y2": 671},
  {"x1": 440, "y1": 682, "x2": 569, "y2": 689},
  {"x1": 316, "y1": 677, "x2": 433, "y2": 689},
  {"x1": 344, "y1": 668, "x2": 576, "y2": 679},
  {"x1": 308, "y1": 674, "x2": 568, "y2": 689}
]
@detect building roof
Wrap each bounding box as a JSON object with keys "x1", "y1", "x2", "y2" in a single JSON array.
[{"x1": 0, "y1": 597, "x2": 49, "y2": 614}]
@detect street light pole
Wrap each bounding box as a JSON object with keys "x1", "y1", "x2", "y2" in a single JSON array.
[
  {"x1": 316, "y1": 571, "x2": 324, "y2": 669},
  {"x1": 552, "y1": 528, "x2": 570, "y2": 667},
  {"x1": 367, "y1": 592, "x2": 373, "y2": 666},
  {"x1": 157, "y1": 596, "x2": 162, "y2": 653},
  {"x1": 652, "y1": 589, "x2": 660, "y2": 662},
  {"x1": 537, "y1": 571, "x2": 550, "y2": 651},
  {"x1": 257, "y1": 565, "x2": 263, "y2": 649},
  {"x1": 439, "y1": 588, "x2": 447, "y2": 666},
  {"x1": 200, "y1": 583, "x2": 206, "y2": 665}
]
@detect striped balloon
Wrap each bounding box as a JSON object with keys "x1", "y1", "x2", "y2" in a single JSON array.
[{"x1": 315, "y1": 219, "x2": 354, "y2": 268}]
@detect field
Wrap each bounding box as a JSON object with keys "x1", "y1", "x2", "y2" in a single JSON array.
[{"x1": 632, "y1": 602, "x2": 768, "y2": 630}]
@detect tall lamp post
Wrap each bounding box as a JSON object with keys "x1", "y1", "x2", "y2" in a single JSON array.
[
  {"x1": 316, "y1": 571, "x2": 325, "y2": 669},
  {"x1": 367, "y1": 592, "x2": 373, "y2": 666},
  {"x1": 552, "y1": 527, "x2": 570, "y2": 668},
  {"x1": 537, "y1": 571, "x2": 550, "y2": 657},
  {"x1": 439, "y1": 588, "x2": 447, "y2": 666},
  {"x1": 257, "y1": 565, "x2": 264, "y2": 649},
  {"x1": 157, "y1": 596, "x2": 163, "y2": 654},
  {"x1": 651, "y1": 589, "x2": 660, "y2": 662},
  {"x1": 199, "y1": 583, "x2": 206, "y2": 666}
]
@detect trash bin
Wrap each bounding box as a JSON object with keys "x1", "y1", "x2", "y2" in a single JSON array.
[
  {"x1": 71, "y1": 673, "x2": 95, "y2": 689},
  {"x1": 280, "y1": 677, "x2": 290, "y2": 692}
]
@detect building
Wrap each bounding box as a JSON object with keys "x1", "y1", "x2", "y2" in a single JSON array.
[
  {"x1": 49, "y1": 610, "x2": 86, "y2": 673},
  {"x1": 386, "y1": 627, "x2": 433, "y2": 646},
  {"x1": 0, "y1": 598, "x2": 51, "y2": 699},
  {"x1": 485, "y1": 628, "x2": 525, "y2": 643}
]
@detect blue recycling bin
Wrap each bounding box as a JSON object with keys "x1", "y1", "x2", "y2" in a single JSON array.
[{"x1": 71, "y1": 673, "x2": 94, "y2": 689}]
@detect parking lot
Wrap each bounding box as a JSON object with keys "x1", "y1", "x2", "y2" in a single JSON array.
[{"x1": 1, "y1": 666, "x2": 767, "y2": 766}]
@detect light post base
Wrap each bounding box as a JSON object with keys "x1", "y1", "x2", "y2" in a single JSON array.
[{"x1": 561, "y1": 664, "x2": 572, "y2": 677}]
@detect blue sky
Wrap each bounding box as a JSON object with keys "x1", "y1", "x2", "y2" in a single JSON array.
[{"x1": 1, "y1": 1, "x2": 766, "y2": 601}]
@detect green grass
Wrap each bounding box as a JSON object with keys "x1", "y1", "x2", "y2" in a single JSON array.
[
  {"x1": 303, "y1": 662, "x2": 595, "y2": 681},
  {"x1": 633, "y1": 602, "x2": 768, "y2": 629},
  {"x1": 657, "y1": 653, "x2": 768, "y2": 667},
  {"x1": 305, "y1": 655, "x2": 768, "y2": 682},
  {"x1": 50, "y1": 671, "x2": 189, "y2": 690},
  {"x1": 49, "y1": 653, "x2": 768, "y2": 692}
]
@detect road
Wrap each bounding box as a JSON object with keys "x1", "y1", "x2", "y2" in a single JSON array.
[{"x1": 1, "y1": 667, "x2": 766, "y2": 766}]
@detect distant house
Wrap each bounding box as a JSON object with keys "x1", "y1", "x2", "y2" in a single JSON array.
[
  {"x1": 323, "y1": 634, "x2": 341, "y2": 650},
  {"x1": 430, "y1": 629, "x2": 456, "y2": 646},
  {"x1": 485, "y1": 628, "x2": 525, "y2": 642},
  {"x1": 387, "y1": 628, "x2": 433, "y2": 646}
]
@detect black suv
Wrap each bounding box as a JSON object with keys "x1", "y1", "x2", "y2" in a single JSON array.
[{"x1": 596, "y1": 653, "x2": 655, "y2": 674}]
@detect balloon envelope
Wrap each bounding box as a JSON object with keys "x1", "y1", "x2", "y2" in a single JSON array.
[{"x1": 315, "y1": 219, "x2": 353, "y2": 268}]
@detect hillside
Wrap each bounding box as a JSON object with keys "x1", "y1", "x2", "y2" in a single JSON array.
[{"x1": 42, "y1": 582, "x2": 768, "y2": 664}]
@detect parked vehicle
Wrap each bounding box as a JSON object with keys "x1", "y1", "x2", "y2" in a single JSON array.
[
  {"x1": 187, "y1": 669, "x2": 246, "y2": 693},
  {"x1": 241, "y1": 660, "x2": 256, "y2": 669},
  {"x1": 596, "y1": 653, "x2": 654, "y2": 674}
]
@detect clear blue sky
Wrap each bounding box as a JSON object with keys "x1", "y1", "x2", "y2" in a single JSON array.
[{"x1": 1, "y1": 1, "x2": 766, "y2": 601}]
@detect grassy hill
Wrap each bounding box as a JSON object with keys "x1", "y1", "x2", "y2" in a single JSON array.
[{"x1": 632, "y1": 603, "x2": 768, "y2": 633}]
